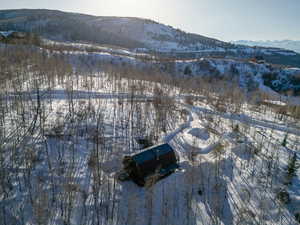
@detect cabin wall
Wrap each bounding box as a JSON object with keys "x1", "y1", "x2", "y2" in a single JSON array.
[{"x1": 127, "y1": 163, "x2": 145, "y2": 186}]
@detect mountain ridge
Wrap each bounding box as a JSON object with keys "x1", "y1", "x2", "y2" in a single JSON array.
[
  {"x1": 0, "y1": 9, "x2": 300, "y2": 68},
  {"x1": 0, "y1": 8, "x2": 230, "y2": 50},
  {"x1": 232, "y1": 40, "x2": 300, "y2": 54}
]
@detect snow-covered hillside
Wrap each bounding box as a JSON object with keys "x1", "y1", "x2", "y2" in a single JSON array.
[
  {"x1": 87, "y1": 16, "x2": 229, "y2": 52},
  {"x1": 33, "y1": 40, "x2": 300, "y2": 98},
  {"x1": 0, "y1": 47, "x2": 299, "y2": 225},
  {"x1": 1, "y1": 9, "x2": 300, "y2": 68},
  {"x1": 173, "y1": 58, "x2": 300, "y2": 97},
  {"x1": 232, "y1": 40, "x2": 300, "y2": 54},
  {"x1": 0, "y1": 9, "x2": 230, "y2": 51}
]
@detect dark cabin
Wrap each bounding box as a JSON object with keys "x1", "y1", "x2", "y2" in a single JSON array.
[
  {"x1": 121, "y1": 143, "x2": 179, "y2": 186},
  {"x1": 0, "y1": 31, "x2": 24, "y2": 40},
  {"x1": 254, "y1": 55, "x2": 266, "y2": 64},
  {"x1": 0, "y1": 31, "x2": 13, "y2": 41}
]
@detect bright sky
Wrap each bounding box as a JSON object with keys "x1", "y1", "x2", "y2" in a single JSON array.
[{"x1": 1, "y1": 0, "x2": 300, "y2": 41}]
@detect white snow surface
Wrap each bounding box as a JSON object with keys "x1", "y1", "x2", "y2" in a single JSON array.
[{"x1": 1, "y1": 70, "x2": 300, "y2": 225}]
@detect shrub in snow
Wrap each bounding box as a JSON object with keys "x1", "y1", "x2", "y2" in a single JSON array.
[
  {"x1": 284, "y1": 152, "x2": 299, "y2": 185},
  {"x1": 184, "y1": 66, "x2": 192, "y2": 75},
  {"x1": 295, "y1": 212, "x2": 300, "y2": 223},
  {"x1": 276, "y1": 190, "x2": 290, "y2": 204},
  {"x1": 184, "y1": 96, "x2": 194, "y2": 105},
  {"x1": 281, "y1": 133, "x2": 288, "y2": 147},
  {"x1": 233, "y1": 124, "x2": 239, "y2": 133},
  {"x1": 136, "y1": 137, "x2": 153, "y2": 148},
  {"x1": 198, "y1": 189, "x2": 203, "y2": 196}
]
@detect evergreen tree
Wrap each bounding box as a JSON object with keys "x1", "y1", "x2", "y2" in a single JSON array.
[
  {"x1": 285, "y1": 152, "x2": 299, "y2": 185},
  {"x1": 282, "y1": 133, "x2": 288, "y2": 147}
]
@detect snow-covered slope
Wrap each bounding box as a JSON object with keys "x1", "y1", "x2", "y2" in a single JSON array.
[
  {"x1": 87, "y1": 16, "x2": 230, "y2": 52},
  {"x1": 1, "y1": 9, "x2": 300, "y2": 68},
  {"x1": 0, "y1": 9, "x2": 300, "y2": 67},
  {"x1": 0, "y1": 9, "x2": 230, "y2": 51},
  {"x1": 0, "y1": 9, "x2": 299, "y2": 96},
  {"x1": 173, "y1": 58, "x2": 300, "y2": 95},
  {"x1": 29, "y1": 40, "x2": 300, "y2": 98},
  {"x1": 0, "y1": 9, "x2": 296, "y2": 61},
  {"x1": 232, "y1": 40, "x2": 300, "y2": 54}
]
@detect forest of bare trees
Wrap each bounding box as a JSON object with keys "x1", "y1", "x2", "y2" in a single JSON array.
[{"x1": 0, "y1": 46, "x2": 299, "y2": 225}]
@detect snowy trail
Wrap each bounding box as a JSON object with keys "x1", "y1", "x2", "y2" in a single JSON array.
[
  {"x1": 184, "y1": 104, "x2": 300, "y2": 136},
  {"x1": 164, "y1": 101, "x2": 300, "y2": 155},
  {"x1": 5, "y1": 89, "x2": 299, "y2": 137},
  {"x1": 163, "y1": 104, "x2": 222, "y2": 160},
  {"x1": 4, "y1": 90, "x2": 154, "y2": 101},
  {"x1": 4, "y1": 90, "x2": 200, "y2": 102},
  {"x1": 162, "y1": 106, "x2": 193, "y2": 143}
]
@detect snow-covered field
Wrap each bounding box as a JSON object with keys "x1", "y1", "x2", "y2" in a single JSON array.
[{"x1": 0, "y1": 56, "x2": 299, "y2": 225}]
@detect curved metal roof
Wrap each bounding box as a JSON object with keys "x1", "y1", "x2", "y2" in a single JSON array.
[{"x1": 132, "y1": 143, "x2": 174, "y2": 164}]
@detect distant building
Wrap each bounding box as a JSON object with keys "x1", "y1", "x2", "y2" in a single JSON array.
[
  {"x1": 0, "y1": 31, "x2": 40, "y2": 45},
  {"x1": 250, "y1": 55, "x2": 266, "y2": 64},
  {"x1": 254, "y1": 55, "x2": 266, "y2": 64},
  {"x1": 0, "y1": 31, "x2": 13, "y2": 40},
  {"x1": 11, "y1": 31, "x2": 27, "y2": 39},
  {"x1": 0, "y1": 31, "x2": 23, "y2": 39}
]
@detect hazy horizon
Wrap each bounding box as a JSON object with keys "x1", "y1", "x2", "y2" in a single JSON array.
[{"x1": 1, "y1": 0, "x2": 300, "y2": 42}]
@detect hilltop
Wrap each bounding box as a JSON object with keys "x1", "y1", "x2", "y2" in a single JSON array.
[{"x1": 1, "y1": 9, "x2": 300, "y2": 68}]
